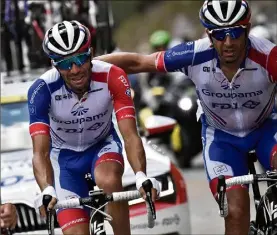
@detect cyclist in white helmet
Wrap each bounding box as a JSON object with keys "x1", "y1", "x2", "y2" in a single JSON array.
[
  {"x1": 95, "y1": 1, "x2": 277, "y2": 234},
  {"x1": 28, "y1": 20, "x2": 160, "y2": 235}
]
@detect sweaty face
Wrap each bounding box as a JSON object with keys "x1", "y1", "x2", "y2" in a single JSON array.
[
  {"x1": 55, "y1": 50, "x2": 92, "y2": 93},
  {"x1": 208, "y1": 26, "x2": 249, "y2": 65}
]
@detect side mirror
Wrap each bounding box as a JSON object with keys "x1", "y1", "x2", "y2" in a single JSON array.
[{"x1": 144, "y1": 115, "x2": 176, "y2": 137}]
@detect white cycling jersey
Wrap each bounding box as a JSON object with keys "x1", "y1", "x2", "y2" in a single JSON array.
[
  {"x1": 156, "y1": 35, "x2": 277, "y2": 137},
  {"x1": 28, "y1": 60, "x2": 135, "y2": 151}
]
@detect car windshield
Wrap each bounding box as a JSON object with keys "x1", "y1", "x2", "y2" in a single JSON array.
[
  {"x1": 1, "y1": 101, "x2": 29, "y2": 126},
  {"x1": 1, "y1": 101, "x2": 31, "y2": 152}
]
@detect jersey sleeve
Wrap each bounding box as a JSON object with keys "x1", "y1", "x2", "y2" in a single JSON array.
[
  {"x1": 27, "y1": 79, "x2": 51, "y2": 137},
  {"x1": 267, "y1": 46, "x2": 277, "y2": 82},
  {"x1": 155, "y1": 41, "x2": 195, "y2": 74},
  {"x1": 108, "y1": 65, "x2": 136, "y2": 122}
]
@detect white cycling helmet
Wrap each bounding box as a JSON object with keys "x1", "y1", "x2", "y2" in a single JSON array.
[
  {"x1": 43, "y1": 20, "x2": 91, "y2": 60},
  {"x1": 199, "y1": 0, "x2": 251, "y2": 29}
]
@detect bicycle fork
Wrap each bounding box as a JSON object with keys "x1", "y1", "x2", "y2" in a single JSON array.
[{"x1": 85, "y1": 173, "x2": 107, "y2": 235}]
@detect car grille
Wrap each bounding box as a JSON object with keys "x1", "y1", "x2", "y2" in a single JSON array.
[{"x1": 14, "y1": 203, "x2": 59, "y2": 233}]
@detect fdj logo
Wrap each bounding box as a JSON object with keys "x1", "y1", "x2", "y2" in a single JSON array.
[
  {"x1": 212, "y1": 103, "x2": 238, "y2": 109},
  {"x1": 242, "y1": 100, "x2": 260, "y2": 109},
  {"x1": 71, "y1": 107, "x2": 89, "y2": 116},
  {"x1": 118, "y1": 75, "x2": 129, "y2": 87},
  {"x1": 57, "y1": 122, "x2": 104, "y2": 133},
  {"x1": 212, "y1": 100, "x2": 260, "y2": 110}
]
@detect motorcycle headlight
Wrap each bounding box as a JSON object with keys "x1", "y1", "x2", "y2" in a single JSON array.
[{"x1": 178, "y1": 97, "x2": 192, "y2": 111}]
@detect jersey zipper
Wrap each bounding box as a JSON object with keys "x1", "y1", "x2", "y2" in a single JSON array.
[
  {"x1": 228, "y1": 68, "x2": 244, "y2": 131},
  {"x1": 78, "y1": 92, "x2": 89, "y2": 151}
]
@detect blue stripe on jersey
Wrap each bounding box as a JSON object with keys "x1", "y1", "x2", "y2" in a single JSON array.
[
  {"x1": 48, "y1": 76, "x2": 64, "y2": 94},
  {"x1": 163, "y1": 41, "x2": 195, "y2": 72},
  {"x1": 193, "y1": 48, "x2": 216, "y2": 66},
  {"x1": 28, "y1": 79, "x2": 51, "y2": 125}
]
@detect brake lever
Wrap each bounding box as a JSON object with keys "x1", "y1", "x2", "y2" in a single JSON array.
[
  {"x1": 217, "y1": 175, "x2": 227, "y2": 217},
  {"x1": 43, "y1": 195, "x2": 55, "y2": 235},
  {"x1": 266, "y1": 170, "x2": 277, "y2": 179},
  {"x1": 142, "y1": 179, "x2": 156, "y2": 220}
]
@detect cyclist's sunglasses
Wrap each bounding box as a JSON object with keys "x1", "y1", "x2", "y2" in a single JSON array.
[
  {"x1": 208, "y1": 25, "x2": 247, "y2": 41},
  {"x1": 52, "y1": 49, "x2": 91, "y2": 70}
]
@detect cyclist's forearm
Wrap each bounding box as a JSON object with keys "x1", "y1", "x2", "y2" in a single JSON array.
[
  {"x1": 32, "y1": 153, "x2": 54, "y2": 191},
  {"x1": 125, "y1": 136, "x2": 146, "y2": 174},
  {"x1": 95, "y1": 52, "x2": 144, "y2": 74}
]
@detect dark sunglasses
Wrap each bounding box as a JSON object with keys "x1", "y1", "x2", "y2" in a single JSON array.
[
  {"x1": 52, "y1": 49, "x2": 91, "y2": 70},
  {"x1": 208, "y1": 25, "x2": 247, "y2": 41}
]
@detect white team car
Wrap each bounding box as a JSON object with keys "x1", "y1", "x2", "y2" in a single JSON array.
[{"x1": 1, "y1": 72, "x2": 191, "y2": 235}]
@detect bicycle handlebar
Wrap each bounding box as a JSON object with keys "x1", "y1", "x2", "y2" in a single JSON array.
[
  {"x1": 217, "y1": 172, "x2": 277, "y2": 217},
  {"x1": 43, "y1": 180, "x2": 156, "y2": 235},
  {"x1": 54, "y1": 190, "x2": 141, "y2": 209},
  {"x1": 54, "y1": 189, "x2": 156, "y2": 228}
]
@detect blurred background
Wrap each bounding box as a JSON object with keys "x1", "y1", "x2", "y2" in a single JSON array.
[
  {"x1": 0, "y1": 0, "x2": 277, "y2": 234},
  {"x1": 1, "y1": 0, "x2": 276, "y2": 75}
]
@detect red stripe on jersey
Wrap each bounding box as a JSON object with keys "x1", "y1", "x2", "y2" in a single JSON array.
[
  {"x1": 108, "y1": 65, "x2": 136, "y2": 122},
  {"x1": 115, "y1": 106, "x2": 136, "y2": 121},
  {"x1": 29, "y1": 123, "x2": 50, "y2": 137},
  {"x1": 248, "y1": 47, "x2": 267, "y2": 69},
  {"x1": 91, "y1": 72, "x2": 108, "y2": 83},
  {"x1": 270, "y1": 144, "x2": 277, "y2": 169},
  {"x1": 155, "y1": 51, "x2": 167, "y2": 72},
  {"x1": 267, "y1": 46, "x2": 277, "y2": 82}
]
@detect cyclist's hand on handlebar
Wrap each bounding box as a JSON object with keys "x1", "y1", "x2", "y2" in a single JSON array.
[
  {"x1": 39, "y1": 197, "x2": 57, "y2": 217},
  {"x1": 34, "y1": 186, "x2": 57, "y2": 217},
  {"x1": 135, "y1": 172, "x2": 161, "y2": 201}
]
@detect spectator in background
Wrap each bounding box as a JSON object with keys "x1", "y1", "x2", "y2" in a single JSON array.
[{"x1": 149, "y1": 30, "x2": 171, "y2": 52}]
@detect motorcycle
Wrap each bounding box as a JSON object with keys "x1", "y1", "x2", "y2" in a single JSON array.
[{"x1": 138, "y1": 72, "x2": 202, "y2": 168}]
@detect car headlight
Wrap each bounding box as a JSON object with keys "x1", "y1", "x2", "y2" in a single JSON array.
[{"x1": 178, "y1": 97, "x2": 193, "y2": 111}]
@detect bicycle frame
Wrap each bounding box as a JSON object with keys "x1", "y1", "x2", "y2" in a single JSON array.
[
  {"x1": 252, "y1": 184, "x2": 277, "y2": 234},
  {"x1": 248, "y1": 152, "x2": 277, "y2": 235},
  {"x1": 87, "y1": 189, "x2": 109, "y2": 235},
  {"x1": 217, "y1": 151, "x2": 276, "y2": 235}
]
